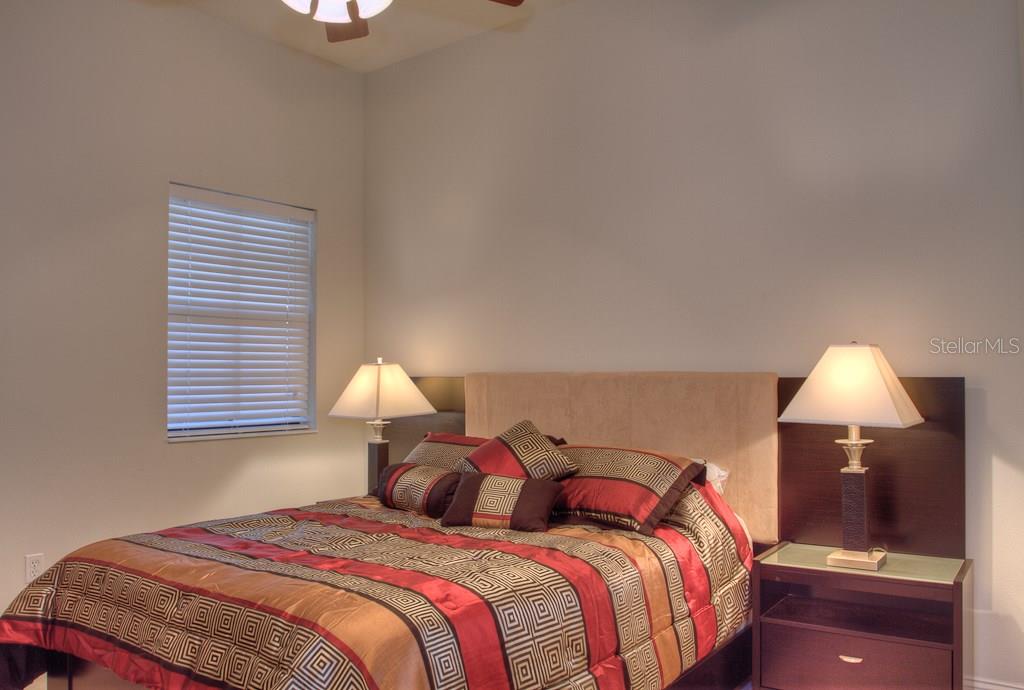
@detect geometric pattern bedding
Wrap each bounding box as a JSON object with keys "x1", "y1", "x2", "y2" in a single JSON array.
[
  {"x1": 441, "y1": 474, "x2": 562, "y2": 531},
  {"x1": 457, "y1": 420, "x2": 577, "y2": 481},
  {"x1": 404, "y1": 432, "x2": 489, "y2": 471},
  {"x1": 378, "y1": 463, "x2": 459, "y2": 517},
  {"x1": 556, "y1": 447, "x2": 707, "y2": 535},
  {"x1": 0, "y1": 482, "x2": 751, "y2": 690}
]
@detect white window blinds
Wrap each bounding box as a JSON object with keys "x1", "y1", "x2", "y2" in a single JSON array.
[{"x1": 168, "y1": 184, "x2": 316, "y2": 439}]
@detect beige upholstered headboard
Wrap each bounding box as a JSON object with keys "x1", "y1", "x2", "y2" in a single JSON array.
[{"x1": 465, "y1": 372, "x2": 780, "y2": 544}]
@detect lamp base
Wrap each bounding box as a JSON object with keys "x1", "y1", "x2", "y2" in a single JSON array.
[
  {"x1": 367, "y1": 419, "x2": 390, "y2": 442},
  {"x1": 367, "y1": 440, "x2": 389, "y2": 495},
  {"x1": 833, "y1": 425, "x2": 886, "y2": 571},
  {"x1": 827, "y1": 548, "x2": 887, "y2": 571}
]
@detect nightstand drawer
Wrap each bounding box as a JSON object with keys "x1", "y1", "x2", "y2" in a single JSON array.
[{"x1": 761, "y1": 622, "x2": 951, "y2": 690}]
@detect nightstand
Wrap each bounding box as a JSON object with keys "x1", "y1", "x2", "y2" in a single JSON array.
[{"x1": 753, "y1": 542, "x2": 972, "y2": 690}]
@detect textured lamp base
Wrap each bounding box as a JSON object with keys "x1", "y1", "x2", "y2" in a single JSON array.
[
  {"x1": 367, "y1": 440, "x2": 389, "y2": 495},
  {"x1": 840, "y1": 467, "x2": 870, "y2": 552},
  {"x1": 831, "y1": 425, "x2": 888, "y2": 571},
  {"x1": 827, "y1": 548, "x2": 887, "y2": 571}
]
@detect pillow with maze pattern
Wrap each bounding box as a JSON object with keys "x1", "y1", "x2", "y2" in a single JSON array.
[
  {"x1": 441, "y1": 473, "x2": 563, "y2": 532},
  {"x1": 456, "y1": 420, "x2": 577, "y2": 481},
  {"x1": 403, "y1": 432, "x2": 490, "y2": 471},
  {"x1": 553, "y1": 446, "x2": 706, "y2": 535},
  {"x1": 377, "y1": 463, "x2": 460, "y2": 518}
]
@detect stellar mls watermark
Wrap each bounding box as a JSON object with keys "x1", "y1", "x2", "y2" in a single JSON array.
[{"x1": 930, "y1": 337, "x2": 1021, "y2": 355}]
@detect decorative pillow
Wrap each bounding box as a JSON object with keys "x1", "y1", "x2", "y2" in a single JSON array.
[
  {"x1": 456, "y1": 420, "x2": 577, "y2": 481},
  {"x1": 403, "y1": 432, "x2": 490, "y2": 471},
  {"x1": 377, "y1": 463, "x2": 460, "y2": 518},
  {"x1": 554, "y1": 446, "x2": 707, "y2": 535},
  {"x1": 441, "y1": 473, "x2": 563, "y2": 532}
]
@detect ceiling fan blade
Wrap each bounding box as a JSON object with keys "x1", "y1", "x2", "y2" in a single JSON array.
[
  {"x1": 325, "y1": 0, "x2": 370, "y2": 42},
  {"x1": 326, "y1": 20, "x2": 369, "y2": 42},
  {"x1": 488, "y1": 0, "x2": 525, "y2": 5}
]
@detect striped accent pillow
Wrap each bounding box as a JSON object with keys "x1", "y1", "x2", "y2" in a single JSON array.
[
  {"x1": 554, "y1": 446, "x2": 707, "y2": 535},
  {"x1": 378, "y1": 463, "x2": 460, "y2": 518},
  {"x1": 456, "y1": 420, "x2": 577, "y2": 481},
  {"x1": 441, "y1": 474, "x2": 563, "y2": 532},
  {"x1": 403, "y1": 432, "x2": 490, "y2": 471}
]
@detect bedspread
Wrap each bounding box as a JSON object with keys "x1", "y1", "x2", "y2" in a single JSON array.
[{"x1": 0, "y1": 482, "x2": 751, "y2": 690}]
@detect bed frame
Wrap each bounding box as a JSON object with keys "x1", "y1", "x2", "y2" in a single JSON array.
[{"x1": 45, "y1": 371, "x2": 964, "y2": 690}]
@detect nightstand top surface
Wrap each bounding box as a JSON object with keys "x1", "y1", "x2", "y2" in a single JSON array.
[{"x1": 760, "y1": 542, "x2": 965, "y2": 584}]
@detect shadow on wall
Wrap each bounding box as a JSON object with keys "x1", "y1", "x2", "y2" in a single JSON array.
[{"x1": 966, "y1": 384, "x2": 1024, "y2": 684}]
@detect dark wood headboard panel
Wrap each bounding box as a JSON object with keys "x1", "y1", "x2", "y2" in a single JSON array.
[{"x1": 779, "y1": 377, "x2": 965, "y2": 558}]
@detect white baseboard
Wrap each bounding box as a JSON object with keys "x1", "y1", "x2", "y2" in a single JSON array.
[{"x1": 967, "y1": 676, "x2": 1024, "y2": 690}]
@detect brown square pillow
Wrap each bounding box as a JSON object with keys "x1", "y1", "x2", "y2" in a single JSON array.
[
  {"x1": 377, "y1": 463, "x2": 460, "y2": 518},
  {"x1": 554, "y1": 446, "x2": 706, "y2": 535},
  {"x1": 441, "y1": 474, "x2": 563, "y2": 532},
  {"x1": 456, "y1": 420, "x2": 576, "y2": 481},
  {"x1": 403, "y1": 432, "x2": 490, "y2": 471}
]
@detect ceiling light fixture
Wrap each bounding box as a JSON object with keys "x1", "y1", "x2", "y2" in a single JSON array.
[
  {"x1": 279, "y1": 0, "x2": 313, "y2": 14},
  {"x1": 313, "y1": 0, "x2": 393, "y2": 23},
  {"x1": 279, "y1": 0, "x2": 524, "y2": 43},
  {"x1": 279, "y1": 0, "x2": 394, "y2": 22}
]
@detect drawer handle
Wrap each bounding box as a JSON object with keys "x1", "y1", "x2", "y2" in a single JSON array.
[{"x1": 838, "y1": 655, "x2": 864, "y2": 665}]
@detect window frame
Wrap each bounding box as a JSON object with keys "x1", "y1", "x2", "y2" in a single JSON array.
[{"x1": 166, "y1": 182, "x2": 317, "y2": 442}]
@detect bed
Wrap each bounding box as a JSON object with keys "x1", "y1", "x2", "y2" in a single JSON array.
[{"x1": 0, "y1": 372, "x2": 780, "y2": 690}]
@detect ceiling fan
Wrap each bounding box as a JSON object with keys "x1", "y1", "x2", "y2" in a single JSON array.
[{"x1": 280, "y1": 0, "x2": 526, "y2": 43}]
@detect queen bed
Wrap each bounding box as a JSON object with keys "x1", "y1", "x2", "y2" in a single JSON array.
[{"x1": 0, "y1": 372, "x2": 781, "y2": 690}]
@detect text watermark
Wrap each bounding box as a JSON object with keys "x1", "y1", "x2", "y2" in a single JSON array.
[{"x1": 929, "y1": 337, "x2": 1021, "y2": 355}]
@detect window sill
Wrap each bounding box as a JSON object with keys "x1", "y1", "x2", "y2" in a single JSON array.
[{"x1": 167, "y1": 428, "x2": 318, "y2": 444}]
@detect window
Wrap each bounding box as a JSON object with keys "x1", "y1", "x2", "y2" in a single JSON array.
[{"x1": 167, "y1": 184, "x2": 315, "y2": 440}]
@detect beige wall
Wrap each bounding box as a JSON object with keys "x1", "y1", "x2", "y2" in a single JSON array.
[
  {"x1": 0, "y1": 0, "x2": 368, "y2": 616},
  {"x1": 1019, "y1": 0, "x2": 1024, "y2": 102},
  {"x1": 366, "y1": 0, "x2": 1024, "y2": 686},
  {"x1": 3, "y1": 0, "x2": 1024, "y2": 687}
]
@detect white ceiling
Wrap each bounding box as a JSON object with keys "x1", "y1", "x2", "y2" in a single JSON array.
[{"x1": 174, "y1": 0, "x2": 571, "y2": 73}]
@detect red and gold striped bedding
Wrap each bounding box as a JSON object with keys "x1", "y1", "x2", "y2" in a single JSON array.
[{"x1": 0, "y1": 483, "x2": 751, "y2": 690}]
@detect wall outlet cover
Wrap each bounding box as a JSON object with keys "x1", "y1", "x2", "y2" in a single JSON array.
[{"x1": 24, "y1": 554, "x2": 43, "y2": 583}]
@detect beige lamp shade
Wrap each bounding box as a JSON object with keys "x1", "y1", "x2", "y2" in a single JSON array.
[
  {"x1": 329, "y1": 359, "x2": 437, "y2": 421},
  {"x1": 779, "y1": 344, "x2": 924, "y2": 428}
]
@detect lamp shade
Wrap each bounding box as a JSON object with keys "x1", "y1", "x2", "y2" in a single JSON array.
[
  {"x1": 329, "y1": 359, "x2": 436, "y2": 421},
  {"x1": 779, "y1": 344, "x2": 924, "y2": 428}
]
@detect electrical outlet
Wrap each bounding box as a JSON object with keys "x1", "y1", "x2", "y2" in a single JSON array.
[{"x1": 24, "y1": 554, "x2": 43, "y2": 583}]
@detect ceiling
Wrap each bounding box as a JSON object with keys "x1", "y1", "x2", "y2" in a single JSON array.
[{"x1": 175, "y1": 0, "x2": 571, "y2": 73}]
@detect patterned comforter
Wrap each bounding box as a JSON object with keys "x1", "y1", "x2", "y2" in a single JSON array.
[{"x1": 0, "y1": 482, "x2": 751, "y2": 690}]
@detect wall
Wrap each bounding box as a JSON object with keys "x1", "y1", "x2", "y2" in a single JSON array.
[
  {"x1": 0, "y1": 0, "x2": 368, "y2": 621},
  {"x1": 366, "y1": 0, "x2": 1024, "y2": 686},
  {"x1": 1020, "y1": 0, "x2": 1024, "y2": 103}
]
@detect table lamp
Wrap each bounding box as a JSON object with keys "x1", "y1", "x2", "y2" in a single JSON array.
[
  {"x1": 779, "y1": 343, "x2": 924, "y2": 570},
  {"x1": 330, "y1": 357, "x2": 437, "y2": 493}
]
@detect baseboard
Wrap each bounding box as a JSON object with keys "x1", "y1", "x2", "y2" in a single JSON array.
[{"x1": 967, "y1": 676, "x2": 1024, "y2": 690}]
